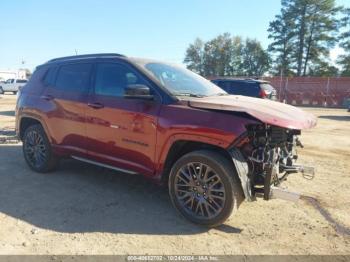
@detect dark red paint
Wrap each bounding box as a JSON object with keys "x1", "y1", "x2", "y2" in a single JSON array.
[{"x1": 16, "y1": 59, "x2": 315, "y2": 182}]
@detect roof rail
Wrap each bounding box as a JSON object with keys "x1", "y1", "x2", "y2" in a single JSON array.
[{"x1": 46, "y1": 53, "x2": 126, "y2": 63}]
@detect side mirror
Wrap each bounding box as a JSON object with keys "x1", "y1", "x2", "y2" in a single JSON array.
[{"x1": 124, "y1": 84, "x2": 154, "y2": 100}]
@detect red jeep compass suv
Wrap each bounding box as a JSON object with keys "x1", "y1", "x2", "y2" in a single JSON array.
[{"x1": 16, "y1": 53, "x2": 317, "y2": 226}]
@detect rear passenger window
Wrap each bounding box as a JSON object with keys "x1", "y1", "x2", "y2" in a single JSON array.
[
  {"x1": 55, "y1": 63, "x2": 92, "y2": 92},
  {"x1": 94, "y1": 63, "x2": 145, "y2": 97}
]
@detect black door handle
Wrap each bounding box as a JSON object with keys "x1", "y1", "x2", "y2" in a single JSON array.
[
  {"x1": 88, "y1": 102, "x2": 104, "y2": 109},
  {"x1": 40, "y1": 95, "x2": 54, "y2": 101}
]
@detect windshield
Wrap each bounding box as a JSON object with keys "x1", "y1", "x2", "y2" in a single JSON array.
[{"x1": 136, "y1": 61, "x2": 226, "y2": 97}]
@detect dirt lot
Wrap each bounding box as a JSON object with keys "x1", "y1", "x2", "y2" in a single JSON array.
[{"x1": 0, "y1": 94, "x2": 349, "y2": 255}]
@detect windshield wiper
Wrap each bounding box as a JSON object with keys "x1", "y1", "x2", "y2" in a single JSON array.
[
  {"x1": 212, "y1": 93, "x2": 229, "y2": 96},
  {"x1": 174, "y1": 93, "x2": 206, "y2": 98}
]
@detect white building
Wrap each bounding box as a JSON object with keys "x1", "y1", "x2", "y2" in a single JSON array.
[{"x1": 0, "y1": 69, "x2": 27, "y2": 81}]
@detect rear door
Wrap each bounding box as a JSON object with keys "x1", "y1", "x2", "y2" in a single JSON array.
[{"x1": 41, "y1": 62, "x2": 93, "y2": 156}]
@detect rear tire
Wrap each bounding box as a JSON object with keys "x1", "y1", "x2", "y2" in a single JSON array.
[
  {"x1": 22, "y1": 124, "x2": 59, "y2": 173},
  {"x1": 0, "y1": 87, "x2": 3, "y2": 94},
  {"x1": 168, "y1": 150, "x2": 244, "y2": 227},
  {"x1": 13, "y1": 91, "x2": 17, "y2": 95}
]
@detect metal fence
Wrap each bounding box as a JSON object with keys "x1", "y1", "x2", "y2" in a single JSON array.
[{"x1": 262, "y1": 77, "x2": 350, "y2": 108}]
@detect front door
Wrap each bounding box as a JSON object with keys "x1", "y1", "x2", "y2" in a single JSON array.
[{"x1": 85, "y1": 62, "x2": 161, "y2": 176}]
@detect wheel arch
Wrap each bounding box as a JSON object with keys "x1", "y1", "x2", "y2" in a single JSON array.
[
  {"x1": 159, "y1": 139, "x2": 233, "y2": 184},
  {"x1": 18, "y1": 115, "x2": 52, "y2": 142}
]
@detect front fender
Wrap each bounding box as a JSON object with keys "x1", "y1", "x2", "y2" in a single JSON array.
[{"x1": 155, "y1": 133, "x2": 231, "y2": 179}]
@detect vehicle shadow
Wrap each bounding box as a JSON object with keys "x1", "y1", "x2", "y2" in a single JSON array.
[
  {"x1": 0, "y1": 144, "x2": 242, "y2": 235},
  {"x1": 0, "y1": 110, "x2": 15, "y2": 117},
  {"x1": 318, "y1": 115, "x2": 350, "y2": 121}
]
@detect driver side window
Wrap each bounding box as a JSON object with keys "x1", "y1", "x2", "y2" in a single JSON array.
[{"x1": 94, "y1": 63, "x2": 144, "y2": 97}]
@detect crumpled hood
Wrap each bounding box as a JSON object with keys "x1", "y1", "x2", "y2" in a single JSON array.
[{"x1": 188, "y1": 95, "x2": 317, "y2": 130}]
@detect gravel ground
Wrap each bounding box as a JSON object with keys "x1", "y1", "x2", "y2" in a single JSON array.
[{"x1": 0, "y1": 94, "x2": 349, "y2": 255}]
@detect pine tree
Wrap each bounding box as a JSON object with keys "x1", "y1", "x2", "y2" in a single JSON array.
[
  {"x1": 300, "y1": 0, "x2": 340, "y2": 76},
  {"x1": 338, "y1": 8, "x2": 350, "y2": 76},
  {"x1": 268, "y1": 0, "x2": 341, "y2": 76},
  {"x1": 268, "y1": 8, "x2": 295, "y2": 76}
]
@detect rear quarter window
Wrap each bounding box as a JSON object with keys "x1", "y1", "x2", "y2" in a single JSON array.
[{"x1": 43, "y1": 66, "x2": 58, "y2": 86}]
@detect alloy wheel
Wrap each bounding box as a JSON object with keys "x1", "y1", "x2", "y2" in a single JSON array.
[
  {"x1": 24, "y1": 130, "x2": 47, "y2": 168},
  {"x1": 174, "y1": 162, "x2": 226, "y2": 219}
]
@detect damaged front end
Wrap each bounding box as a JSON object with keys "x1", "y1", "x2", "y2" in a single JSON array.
[{"x1": 230, "y1": 124, "x2": 315, "y2": 202}]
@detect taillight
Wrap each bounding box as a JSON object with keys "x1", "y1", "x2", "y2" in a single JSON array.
[{"x1": 259, "y1": 89, "x2": 267, "y2": 98}]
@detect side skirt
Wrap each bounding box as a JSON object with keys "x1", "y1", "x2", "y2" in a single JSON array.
[{"x1": 71, "y1": 156, "x2": 137, "y2": 175}]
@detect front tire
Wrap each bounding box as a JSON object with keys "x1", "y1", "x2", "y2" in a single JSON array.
[
  {"x1": 168, "y1": 150, "x2": 244, "y2": 227},
  {"x1": 23, "y1": 124, "x2": 59, "y2": 172},
  {"x1": 0, "y1": 87, "x2": 4, "y2": 94}
]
